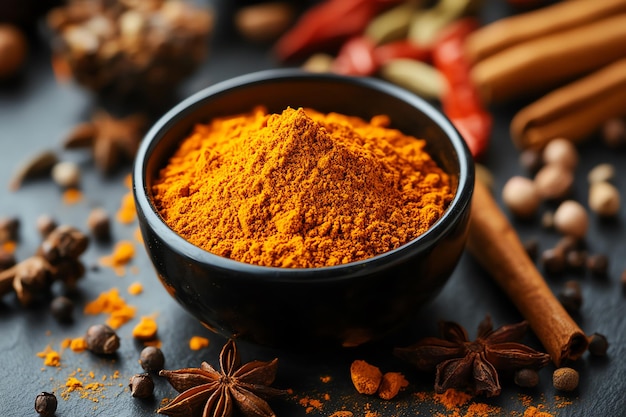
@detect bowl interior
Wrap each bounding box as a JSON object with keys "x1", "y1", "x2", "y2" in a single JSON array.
[{"x1": 138, "y1": 70, "x2": 472, "y2": 273}]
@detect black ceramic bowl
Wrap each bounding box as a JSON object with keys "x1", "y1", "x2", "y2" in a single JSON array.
[{"x1": 133, "y1": 69, "x2": 474, "y2": 348}]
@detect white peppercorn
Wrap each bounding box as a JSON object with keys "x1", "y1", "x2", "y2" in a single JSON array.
[
  {"x1": 502, "y1": 176, "x2": 540, "y2": 218},
  {"x1": 588, "y1": 181, "x2": 620, "y2": 217},
  {"x1": 534, "y1": 163, "x2": 573, "y2": 201},
  {"x1": 542, "y1": 137, "x2": 578, "y2": 170},
  {"x1": 553, "y1": 200, "x2": 588, "y2": 238},
  {"x1": 51, "y1": 161, "x2": 81, "y2": 188},
  {"x1": 587, "y1": 163, "x2": 615, "y2": 184}
]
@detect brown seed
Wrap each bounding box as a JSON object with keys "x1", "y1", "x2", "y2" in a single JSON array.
[
  {"x1": 36, "y1": 215, "x2": 58, "y2": 238},
  {"x1": 565, "y1": 250, "x2": 587, "y2": 272},
  {"x1": 602, "y1": 118, "x2": 626, "y2": 149},
  {"x1": 541, "y1": 247, "x2": 566, "y2": 275},
  {"x1": 587, "y1": 254, "x2": 609, "y2": 278},
  {"x1": 0, "y1": 216, "x2": 19, "y2": 243},
  {"x1": 50, "y1": 295, "x2": 74, "y2": 323},
  {"x1": 542, "y1": 138, "x2": 578, "y2": 170},
  {"x1": 0, "y1": 24, "x2": 27, "y2": 79},
  {"x1": 129, "y1": 373, "x2": 154, "y2": 398},
  {"x1": 502, "y1": 176, "x2": 540, "y2": 218},
  {"x1": 523, "y1": 238, "x2": 539, "y2": 260},
  {"x1": 139, "y1": 346, "x2": 165, "y2": 372},
  {"x1": 34, "y1": 392, "x2": 57, "y2": 417},
  {"x1": 9, "y1": 150, "x2": 58, "y2": 191},
  {"x1": 587, "y1": 333, "x2": 608, "y2": 357},
  {"x1": 534, "y1": 163, "x2": 573, "y2": 201},
  {"x1": 587, "y1": 163, "x2": 615, "y2": 184},
  {"x1": 558, "y1": 280, "x2": 582, "y2": 313},
  {"x1": 87, "y1": 208, "x2": 111, "y2": 241},
  {"x1": 588, "y1": 181, "x2": 620, "y2": 217},
  {"x1": 553, "y1": 200, "x2": 588, "y2": 239},
  {"x1": 85, "y1": 323, "x2": 120, "y2": 354},
  {"x1": 518, "y1": 148, "x2": 543, "y2": 174},
  {"x1": 0, "y1": 248, "x2": 15, "y2": 270},
  {"x1": 234, "y1": 1, "x2": 295, "y2": 44},
  {"x1": 552, "y1": 367, "x2": 579, "y2": 391},
  {"x1": 514, "y1": 368, "x2": 539, "y2": 388}
]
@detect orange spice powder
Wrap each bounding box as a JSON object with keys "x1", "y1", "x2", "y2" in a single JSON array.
[
  {"x1": 116, "y1": 192, "x2": 136, "y2": 224},
  {"x1": 350, "y1": 360, "x2": 382, "y2": 395},
  {"x1": 189, "y1": 336, "x2": 210, "y2": 350},
  {"x1": 127, "y1": 282, "x2": 143, "y2": 295},
  {"x1": 63, "y1": 188, "x2": 83, "y2": 204},
  {"x1": 37, "y1": 345, "x2": 61, "y2": 367},
  {"x1": 132, "y1": 315, "x2": 158, "y2": 340},
  {"x1": 523, "y1": 406, "x2": 555, "y2": 417},
  {"x1": 377, "y1": 372, "x2": 409, "y2": 400},
  {"x1": 83, "y1": 287, "x2": 136, "y2": 329},
  {"x1": 434, "y1": 388, "x2": 473, "y2": 410},
  {"x1": 99, "y1": 240, "x2": 135, "y2": 276}
]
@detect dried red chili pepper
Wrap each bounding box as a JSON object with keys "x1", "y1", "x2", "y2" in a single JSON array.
[
  {"x1": 331, "y1": 36, "x2": 378, "y2": 76},
  {"x1": 433, "y1": 18, "x2": 491, "y2": 159},
  {"x1": 274, "y1": 0, "x2": 402, "y2": 63},
  {"x1": 373, "y1": 39, "x2": 432, "y2": 66}
]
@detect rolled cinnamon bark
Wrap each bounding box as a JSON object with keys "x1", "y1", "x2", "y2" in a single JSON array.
[
  {"x1": 465, "y1": 0, "x2": 626, "y2": 63},
  {"x1": 470, "y1": 14, "x2": 626, "y2": 103},
  {"x1": 510, "y1": 58, "x2": 626, "y2": 150},
  {"x1": 467, "y1": 179, "x2": 588, "y2": 366}
]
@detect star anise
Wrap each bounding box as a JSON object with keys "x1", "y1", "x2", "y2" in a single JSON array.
[
  {"x1": 394, "y1": 316, "x2": 551, "y2": 397},
  {"x1": 157, "y1": 339, "x2": 288, "y2": 417},
  {"x1": 64, "y1": 110, "x2": 147, "y2": 174}
]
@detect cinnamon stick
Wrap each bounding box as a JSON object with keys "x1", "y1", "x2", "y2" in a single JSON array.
[
  {"x1": 465, "y1": 0, "x2": 626, "y2": 63},
  {"x1": 466, "y1": 179, "x2": 588, "y2": 366},
  {"x1": 510, "y1": 58, "x2": 626, "y2": 150},
  {"x1": 469, "y1": 13, "x2": 626, "y2": 103}
]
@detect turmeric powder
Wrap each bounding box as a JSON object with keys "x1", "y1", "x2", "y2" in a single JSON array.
[{"x1": 152, "y1": 106, "x2": 453, "y2": 268}]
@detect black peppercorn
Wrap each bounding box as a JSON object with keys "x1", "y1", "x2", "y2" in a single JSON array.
[
  {"x1": 36, "y1": 214, "x2": 58, "y2": 238},
  {"x1": 514, "y1": 368, "x2": 539, "y2": 388},
  {"x1": 139, "y1": 346, "x2": 165, "y2": 372},
  {"x1": 87, "y1": 208, "x2": 111, "y2": 241},
  {"x1": 558, "y1": 280, "x2": 582, "y2": 314},
  {"x1": 50, "y1": 296, "x2": 74, "y2": 323},
  {"x1": 565, "y1": 250, "x2": 587, "y2": 272},
  {"x1": 129, "y1": 373, "x2": 154, "y2": 398},
  {"x1": 85, "y1": 324, "x2": 120, "y2": 354},
  {"x1": 587, "y1": 254, "x2": 609, "y2": 278},
  {"x1": 34, "y1": 392, "x2": 57, "y2": 417},
  {"x1": 587, "y1": 333, "x2": 609, "y2": 357},
  {"x1": 541, "y1": 247, "x2": 566, "y2": 275},
  {"x1": 523, "y1": 238, "x2": 539, "y2": 260}
]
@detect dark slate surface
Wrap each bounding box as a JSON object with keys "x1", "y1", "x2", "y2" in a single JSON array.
[{"x1": 1, "y1": 2, "x2": 625, "y2": 416}]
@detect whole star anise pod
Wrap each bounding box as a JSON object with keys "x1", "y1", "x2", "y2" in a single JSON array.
[
  {"x1": 394, "y1": 316, "x2": 551, "y2": 397},
  {"x1": 64, "y1": 110, "x2": 147, "y2": 174},
  {"x1": 158, "y1": 339, "x2": 288, "y2": 417}
]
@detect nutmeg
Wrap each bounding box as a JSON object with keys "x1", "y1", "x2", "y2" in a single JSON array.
[{"x1": 0, "y1": 24, "x2": 27, "y2": 79}]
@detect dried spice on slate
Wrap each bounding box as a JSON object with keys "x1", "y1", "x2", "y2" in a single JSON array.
[
  {"x1": 46, "y1": 0, "x2": 214, "y2": 101},
  {"x1": 64, "y1": 110, "x2": 147, "y2": 174},
  {"x1": 158, "y1": 339, "x2": 288, "y2": 417},
  {"x1": 394, "y1": 316, "x2": 550, "y2": 397}
]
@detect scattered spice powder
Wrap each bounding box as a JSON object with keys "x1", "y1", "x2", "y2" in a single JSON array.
[
  {"x1": 132, "y1": 315, "x2": 158, "y2": 341},
  {"x1": 99, "y1": 240, "x2": 135, "y2": 276},
  {"x1": 329, "y1": 412, "x2": 354, "y2": 417},
  {"x1": 298, "y1": 396, "x2": 325, "y2": 414},
  {"x1": 188, "y1": 335, "x2": 210, "y2": 350},
  {"x1": 523, "y1": 406, "x2": 554, "y2": 417},
  {"x1": 320, "y1": 375, "x2": 332, "y2": 383},
  {"x1": 1, "y1": 240, "x2": 16, "y2": 254},
  {"x1": 83, "y1": 287, "x2": 137, "y2": 329},
  {"x1": 62, "y1": 188, "x2": 83, "y2": 204},
  {"x1": 127, "y1": 281, "x2": 143, "y2": 295},
  {"x1": 133, "y1": 226, "x2": 144, "y2": 243},
  {"x1": 70, "y1": 337, "x2": 88, "y2": 352},
  {"x1": 350, "y1": 360, "x2": 382, "y2": 395},
  {"x1": 116, "y1": 192, "x2": 136, "y2": 224},
  {"x1": 377, "y1": 372, "x2": 409, "y2": 400},
  {"x1": 37, "y1": 345, "x2": 61, "y2": 367},
  {"x1": 434, "y1": 388, "x2": 473, "y2": 410}
]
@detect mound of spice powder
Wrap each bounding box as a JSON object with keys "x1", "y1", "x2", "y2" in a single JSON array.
[{"x1": 152, "y1": 106, "x2": 453, "y2": 268}]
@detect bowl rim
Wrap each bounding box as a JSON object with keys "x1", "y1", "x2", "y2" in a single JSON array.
[{"x1": 133, "y1": 68, "x2": 475, "y2": 281}]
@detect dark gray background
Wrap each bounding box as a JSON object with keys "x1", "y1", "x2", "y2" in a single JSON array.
[{"x1": 1, "y1": 2, "x2": 624, "y2": 416}]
